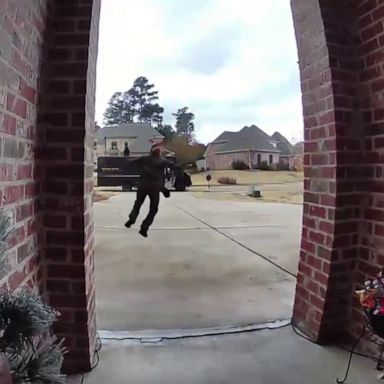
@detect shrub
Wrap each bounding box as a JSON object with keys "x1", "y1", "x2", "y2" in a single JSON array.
[
  {"x1": 232, "y1": 160, "x2": 249, "y2": 170},
  {"x1": 218, "y1": 176, "x2": 237, "y2": 185}
]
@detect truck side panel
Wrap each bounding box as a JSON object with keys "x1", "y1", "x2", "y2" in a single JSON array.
[{"x1": 97, "y1": 157, "x2": 141, "y2": 188}]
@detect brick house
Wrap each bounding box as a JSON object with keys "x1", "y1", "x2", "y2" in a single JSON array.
[
  {"x1": 271, "y1": 131, "x2": 295, "y2": 170},
  {"x1": 206, "y1": 125, "x2": 282, "y2": 170},
  {"x1": 0, "y1": 0, "x2": 384, "y2": 375}
]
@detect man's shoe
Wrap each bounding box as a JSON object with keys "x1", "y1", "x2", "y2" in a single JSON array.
[
  {"x1": 139, "y1": 228, "x2": 148, "y2": 238},
  {"x1": 125, "y1": 220, "x2": 133, "y2": 228},
  {"x1": 162, "y1": 188, "x2": 171, "y2": 198}
]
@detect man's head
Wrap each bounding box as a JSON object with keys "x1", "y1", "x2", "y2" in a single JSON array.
[{"x1": 151, "y1": 144, "x2": 162, "y2": 157}]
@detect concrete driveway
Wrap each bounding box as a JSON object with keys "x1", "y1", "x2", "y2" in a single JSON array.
[{"x1": 94, "y1": 191, "x2": 302, "y2": 331}]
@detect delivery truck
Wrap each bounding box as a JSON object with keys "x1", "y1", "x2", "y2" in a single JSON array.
[{"x1": 97, "y1": 156, "x2": 192, "y2": 192}]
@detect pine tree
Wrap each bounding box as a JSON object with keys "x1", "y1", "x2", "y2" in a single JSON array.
[
  {"x1": 142, "y1": 103, "x2": 164, "y2": 126},
  {"x1": 103, "y1": 77, "x2": 164, "y2": 126},
  {"x1": 156, "y1": 124, "x2": 175, "y2": 140},
  {"x1": 0, "y1": 211, "x2": 66, "y2": 384},
  {"x1": 129, "y1": 76, "x2": 159, "y2": 121},
  {"x1": 173, "y1": 107, "x2": 195, "y2": 143},
  {"x1": 103, "y1": 92, "x2": 134, "y2": 126}
]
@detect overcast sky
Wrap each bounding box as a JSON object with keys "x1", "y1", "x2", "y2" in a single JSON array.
[{"x1": 95, "y1": 0, "x2": 303, "y2": 144}]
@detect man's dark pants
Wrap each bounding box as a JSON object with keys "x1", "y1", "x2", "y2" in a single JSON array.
[{"x1": 129, "y1": 185, "x2": 160, "y2": 230}]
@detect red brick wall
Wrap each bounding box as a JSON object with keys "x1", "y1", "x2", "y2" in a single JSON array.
[
  {"x1": 291, "y1": 0, "x2": 384, "y2": 347},
  {"x1": 351, "y1": 0, "x2": 384, "y2": 351},
  {"x1": 0, "y1": 1, "x2": 49, "y2": 290},
  {"x1": 291, "y1": 0, "x2": 366, "y2": 342},
  {"x1": 36, "y1": 0, "x2": 101, "y2": 374},
  {"x1": 0, "y1": 0, "x2": 99, "y2": 375}
]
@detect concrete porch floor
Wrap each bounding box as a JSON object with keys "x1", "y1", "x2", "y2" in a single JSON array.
[
  {"x1": 70, "y1": 326, "x2": 378, "y2": 384},
  {"x1": 80, "y1": 191, "x2": 379, "y2": 383},
  {"x1": 94, "y1": 192, "x2": 302, "y2": 331}
]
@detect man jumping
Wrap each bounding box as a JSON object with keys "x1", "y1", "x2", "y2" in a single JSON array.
[{"x1": 124, "y1": 145, "x2": 178, "y2": 238}]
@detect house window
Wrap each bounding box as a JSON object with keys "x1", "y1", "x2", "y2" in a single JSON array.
[
  {"x1": 94, "y1": 140, "x2": 97, "y2": 150},
  {"x1": 257, "y1": 154, "x2": 261, "y2": 165},
  {"x1": 111, "y1": 141, "x2": 118, "y2": 151},
  {"x1": 269, "y1": 154, "x2": 273, "y2": 165}
]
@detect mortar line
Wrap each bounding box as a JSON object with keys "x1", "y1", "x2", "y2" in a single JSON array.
[{"x1": 177, "y1": 206, "x2": 298, "y2": 279}]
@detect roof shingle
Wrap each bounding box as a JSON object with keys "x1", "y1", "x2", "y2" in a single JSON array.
[{"x1": 271, "y1": 132, "x2": 294, "y2": 156}]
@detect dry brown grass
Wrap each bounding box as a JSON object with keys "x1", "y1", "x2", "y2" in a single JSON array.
[
  {"x1": 93, "y1": 190, "x2": 119, "y2": 203},
  {"x1": 191, "y1": 170, "x2": 303, "y2": 205},
  {"x1": 192, "y1": 170, "x2": 303, "y2": 186}
]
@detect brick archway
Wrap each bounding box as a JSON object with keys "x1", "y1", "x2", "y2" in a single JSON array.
[
  {"x1": 292, "y1": 0, "x2": 384, "y2": 346},
  {"x1": 0, "y1": 0, "x2": 383, "y2": 374}
]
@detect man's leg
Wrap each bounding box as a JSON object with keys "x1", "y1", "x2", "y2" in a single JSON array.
[
  {"x1": 140, "y1": 189, "x2": 160, "y2": 237},
  {"x1": 125, "y1": 187, "x2": 147, "y2": 228}
]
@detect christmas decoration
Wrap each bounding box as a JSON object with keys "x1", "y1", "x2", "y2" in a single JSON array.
[{"x1": 0, "y1": 210, "x2": 66, "y2": 383}]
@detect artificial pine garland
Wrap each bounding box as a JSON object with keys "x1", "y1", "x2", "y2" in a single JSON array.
[{"x1": 0, "y1": 210, "x2": 66, "y2": 383}]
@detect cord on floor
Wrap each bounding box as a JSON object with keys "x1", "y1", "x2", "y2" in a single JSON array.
[
  {"x1": 80, "y1": 333, "x2": 102, "y2": 384},
  {"x1": 336, "y1": 327, "x2": 366, "y2": 384},
  {"x1": 292, "y1": 319, "x2": 384, "y2": 378},
  {"x1": 77, "y1": 323, "x2": 381, "y2": 384},
  {"x1": 291, "y1": 322, "x2": 380, "y2": 362}
]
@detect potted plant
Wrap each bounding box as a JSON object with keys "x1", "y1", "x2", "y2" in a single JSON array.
[{"x1": 356, "y1": 269, "x2": 384, "y2": 337}]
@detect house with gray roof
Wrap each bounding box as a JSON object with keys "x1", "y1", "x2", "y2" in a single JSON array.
[
  {"x1": 95, "y1": 123, "x2": 164, "y2": 158},
  {"x1": 205, "y1": 125, "x2": 293, "y2": 170},
  {"x1": 270, "y1": 131, "x2": 295, "y2": 170}
]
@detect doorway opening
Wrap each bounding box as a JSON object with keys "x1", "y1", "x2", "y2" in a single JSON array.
[{"x1": 93, "y1": 0, "x2": 303, "y2": 334}]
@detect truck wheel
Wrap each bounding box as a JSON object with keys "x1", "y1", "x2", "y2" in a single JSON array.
[
  {"x1": 122, "y1": 182, "x2": 132, "y2": 192},
  {"x1": 175, "y1": 185, "x2": 186, "y2": 192}
]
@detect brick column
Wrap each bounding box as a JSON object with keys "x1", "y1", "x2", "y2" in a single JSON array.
[
  {"x1": 291, "y1": 0, "x2": 365, "y2": 342},
  {"x1": 37, "y1": 0, "x2": 101, "y2": 374},
  {"x1": 350, "y1": 0, "x2": 384, "y2": 352}
]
